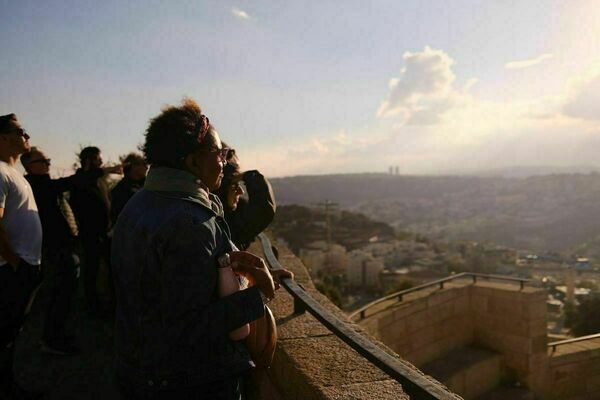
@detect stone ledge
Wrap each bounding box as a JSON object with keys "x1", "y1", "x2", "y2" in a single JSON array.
[{"x1": 249, "y1": 239, "x2": 451, "y2": 399}]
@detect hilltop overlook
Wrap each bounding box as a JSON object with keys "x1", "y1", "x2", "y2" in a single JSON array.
[{"x1": 270, "y1": 172, "x2": 600, "y2": 254}]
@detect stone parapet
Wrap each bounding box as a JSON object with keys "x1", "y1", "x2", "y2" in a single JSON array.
[{"x1": 248, "y1": 240, "x2": 457, "y2": 399}]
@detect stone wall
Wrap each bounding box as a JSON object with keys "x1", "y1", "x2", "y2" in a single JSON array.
[
  {"x1": 543, "y1": 338, "x2": 600, "y2": 400},
  {"x1": 248, "y1": 241, "x2": 459, "y2": 400},
  {"x1": 469, "y1": 282, "x2": 548, "y2": 392},
  {"x1": 368, "y1": 286, "x2": 473, "y2": 368},
  {"x1": 359, "y1": 280, "x2": 548, "y2": 394}
]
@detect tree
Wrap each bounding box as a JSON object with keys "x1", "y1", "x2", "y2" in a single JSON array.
[{"x1": 565, "y1": 295, "x2": 600, "y2": 336}]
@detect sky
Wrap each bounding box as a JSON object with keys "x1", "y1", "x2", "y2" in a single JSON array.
[{"x1": 1, "y1": 0, "x2": 599, "y2": 177}]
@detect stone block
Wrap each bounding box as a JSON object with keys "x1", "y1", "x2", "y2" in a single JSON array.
[
  {"x1": 426, "y1": 288, "x2": 459, "y2": 308},
  {"x1": 528, "y1": 318, "x2": 548, "y2": 337},
  {"x1": 487, "y1": 297, "x2": 522, "y2": 318},
  {"x1": 319, "y1": 379, "x2": 408, "y2": 400},
  {"x1": 426, "y1": 302, "x2": 454, "y2": 325},
  {"x1": 443, "y1": 370, "x2": 465, "y2": 396},
  {"x1": 587, "y1": 373, "x2": 600, "y2": 392},
  {"x1": 464, "y1": 355, "x2": 502, "y2": 399},
  {"x1": 550, "y1": 378, "x2": 588, "y2": 399},
  {"x1": 378, "y1": 311, "x2": 395, "y2": 330},
  {"x1": 551, "y1": 361, "x2": 584, "y2": 384},
  {"x1": 405, "y1": 310, "x2": 429, "y2": 333},
  {"x1": 497, "y1": 333, "x2": 533, "y2": 354},
  {"x1": 531, "y1": 335, "x2": 547, "y2": 354},
  {"x1": 278, "y1": 336, "x2": 391, "y2": 388},
  {"x1": 411, "y1": 326, "x2": 438, "y2": 350},
  {"x1": 453, "y1": 295, "x2": 469, "y2": 315},
  {"x1": 392, "y1": 300, "x2": 427, "y2": 321},
  {"x1": 469, "y1": 295, "x2": 488, "y2": 314},
  {"x1": 505, "y1": 352, "x2": 529, "y2": 373},
  {"x1": 522, "y1": 301, "x2": 547, "y2": 320}
]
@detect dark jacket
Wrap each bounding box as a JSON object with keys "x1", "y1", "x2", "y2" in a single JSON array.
[
  {"x1": 111, "y1": 167, "x2": 264, "y2": 392},
  {"x1": 219, "y1": 170, "x2": 276, "y2": 250},
  {"x1": 69, "y1": 168, "x2": 110, "y2": 236},
  {"x1": 25, "y1": 172, "x2": 100, "y2": 248},
  {"x1": 110, "y1": 176, "x2": 145, "y2": 225}
]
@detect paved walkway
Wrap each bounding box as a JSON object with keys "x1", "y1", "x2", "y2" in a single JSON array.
[{"x1": 13, "y1": 274, "x2": 120, "y2": 399}]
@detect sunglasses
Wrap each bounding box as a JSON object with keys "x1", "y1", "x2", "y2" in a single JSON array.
[
  {"x1": 1, "y1": 128, "x2": 29, "y2": 139},
  {"x1": 197, "y1": 147, "x2": 230, "y2": 161},
  {"x1": 29, "y1": 158, "x2": 51, "y2": 166}
]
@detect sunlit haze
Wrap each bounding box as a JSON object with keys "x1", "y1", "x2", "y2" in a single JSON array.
[{"x1": 1, "y1": 0, "x2": 599, "y2": 177}]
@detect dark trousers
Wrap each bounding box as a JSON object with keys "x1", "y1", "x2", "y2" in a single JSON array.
[
  {"x1": 80, "y1": 232, "x2": 112, "y2": 311},
  {"x1": 42, "y1": 246, "x2": 77, "y2": 343},
  {"x1": 0, "y1": 263, "x2": 41, "y2": 394},
  {"x1": 117, "y1": 375, "x2": 245, "y2": 400}
]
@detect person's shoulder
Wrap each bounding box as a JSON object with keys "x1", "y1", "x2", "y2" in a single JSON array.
[
  {"x1": 0, "y1": 161, "x2": 12, "y2": 174},
  {"x1": 0, "y1": 162, "x2": 22, "y2": 182}
]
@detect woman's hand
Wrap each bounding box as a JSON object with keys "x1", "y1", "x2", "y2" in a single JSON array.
[{"x1": 230, "y1": 251, "x2": 275, "y2": 299}]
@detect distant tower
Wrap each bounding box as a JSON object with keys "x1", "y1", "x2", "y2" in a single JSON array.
[
  {"x1": 394, "y1": 166, "x2": 399, "y2": 175},
  {"x1": 566, "y1": 266, "x2": 576, "y2": 304}
]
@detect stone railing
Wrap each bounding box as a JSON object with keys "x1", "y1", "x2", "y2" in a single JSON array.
[
  {"x1": 355, "y1": 278, "x2": 548, "y2": 397},
  {"x1": 249, "y1": 235, "x2": 461, "y2": 400}
]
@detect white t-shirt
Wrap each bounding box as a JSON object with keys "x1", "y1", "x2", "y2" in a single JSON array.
[{"x1": 0, "y1": 161, "x2": 42, "y2": 266}]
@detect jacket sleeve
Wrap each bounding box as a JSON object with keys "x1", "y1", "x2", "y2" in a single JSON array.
[
  {"x1": 159, "y1": 212, "x2": 265, "y2": 343},
  {"x1": 231, "y1": 170, "x2": 276, "y2": 246},
  {"x1": 53, "y1": 169, "x2": 104, "y2": 193}
]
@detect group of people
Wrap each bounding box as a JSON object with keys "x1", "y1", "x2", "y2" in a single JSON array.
[{"x1": 0, "y1": 98, "x2": 291, "y2": 400}]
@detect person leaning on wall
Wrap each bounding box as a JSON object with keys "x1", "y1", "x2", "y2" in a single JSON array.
[
  {"x1": 214, "y1": 145, "x2": 276, "y2": 251},
  {"x1": 111, "y1": 98, "x2": 292, "y2": 400}
]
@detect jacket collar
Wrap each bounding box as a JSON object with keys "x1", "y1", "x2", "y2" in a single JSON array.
[{"x1": 144, "y1": 166, "x2": 223, "y2": 216}]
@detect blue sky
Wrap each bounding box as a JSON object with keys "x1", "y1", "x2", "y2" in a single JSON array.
[{"x1": 1, "y1": 1, "x2": 599, "y2": 176}]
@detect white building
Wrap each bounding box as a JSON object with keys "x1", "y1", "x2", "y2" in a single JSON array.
[
  {"x1": 347, "y1": 249, "x2": 384, "y2": 288},
  {"x1": 299, "y1": 241, "x2": 347, "y2": 275}
]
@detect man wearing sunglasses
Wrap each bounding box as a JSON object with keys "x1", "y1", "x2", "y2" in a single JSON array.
[
  {"x1": 20, "y1": 147, "x2": 98, "y2": 356},
  {"x1": 0, "y1": 114, "x2": 43, "y2": 399}
]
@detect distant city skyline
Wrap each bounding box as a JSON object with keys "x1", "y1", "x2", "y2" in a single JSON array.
[{"x1": 1, "y1": 0, "x2": 599, "y2": 177}]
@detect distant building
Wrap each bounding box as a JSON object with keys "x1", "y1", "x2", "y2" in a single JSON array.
[
  {"x1": 347, "y1": 249, "x2": 384, "y2": 288},
  {"x1": 299, "y1": 241, "x2": 347, "y2": 275}
]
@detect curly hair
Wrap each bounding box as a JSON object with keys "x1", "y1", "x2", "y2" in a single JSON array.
[
  {"x1": 143, "y1": 98, "x2": 210, "y2": 168},
  {"x1": 120, "y1": 152, "x2": 146, "y2": 175}
]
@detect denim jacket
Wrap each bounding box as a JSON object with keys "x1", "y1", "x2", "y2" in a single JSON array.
[{"x1": 111, "y1": 167, "x2": 265, "y2": 392}]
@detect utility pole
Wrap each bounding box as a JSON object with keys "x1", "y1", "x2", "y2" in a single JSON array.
[{"x1": 315, "y1": 200, "x2": 339, "y2": 270}]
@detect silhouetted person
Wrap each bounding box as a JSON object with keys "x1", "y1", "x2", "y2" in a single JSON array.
[
  {"x1": 110, "y1": 153, "x2": 147, "y2": 225},
  {"x1": 0, "y1": 114, "x2": 43, "y2": 399},
  {"x1": 21, "y1": 147, "x2": 87, "y2": 356},
  {"x1": 214, "y1": 147, "x2": 276, "y2": 250},
  {"x1": 69, "y1": 146, "x2": 121, "y2": 315},
  {"x1": 112, "y1": 99, "x2": 290, "y2": 399}
]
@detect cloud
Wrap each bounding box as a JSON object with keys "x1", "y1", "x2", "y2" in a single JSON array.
[
  {"x1": 562, "y1": 63, "x2": 600, "y2": 121},
  {"x1": 231, "y1": 7, "x2": 251, "y2": 20},
  {"x1": 377, "y1": 46, "x2": 472, "y2": 125},
  {"x1": 505, "y1": 53, "x2": 553, "y2": 70}
]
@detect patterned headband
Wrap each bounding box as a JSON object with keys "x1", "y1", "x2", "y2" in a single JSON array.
[{"x1": 196, "y1": 114, "x2": 210, "y2": 145}]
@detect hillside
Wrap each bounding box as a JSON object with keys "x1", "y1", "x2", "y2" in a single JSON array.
[
  {"x1": 270, "y1": 204, "x2": 396, "y2": 253},
  {"x1": 270, "y1": 173, "x2": 600, "y2": 253}
]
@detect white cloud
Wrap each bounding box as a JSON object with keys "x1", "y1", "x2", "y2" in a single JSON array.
[
  {"x1": 231, "y1": 7, "x2": 251, "y2": 20},
  {"x1": 505, "y1": 53, "x2": 553, "y2": 70},
  {"x1": 245, "y1": 54, "x2": 600, "y2": 177},
  {"x1": 377, "y1": 46, "x2": 472, "y2": 126},
  {"x1": 563, "y1": 63, "x2": 600, "y2": 121}
]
